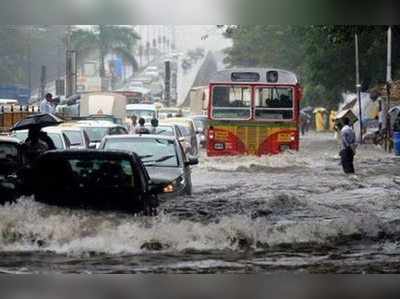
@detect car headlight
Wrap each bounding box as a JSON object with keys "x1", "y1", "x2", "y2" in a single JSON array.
[
  {"x1": 163, "y1": 184, "x2": 175, "y2": 193},
  {"x1": 163, "y1": 177, "x2": 185, "y2": 193}
]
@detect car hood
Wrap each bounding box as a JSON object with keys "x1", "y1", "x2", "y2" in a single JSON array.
[{"x1": 146, "y1": 166, "x2": 183, "y2": 183}]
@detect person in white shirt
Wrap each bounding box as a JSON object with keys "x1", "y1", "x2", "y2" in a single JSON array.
[{"x1": 40, "y1": 93, "x2": 55, "y2": 114}]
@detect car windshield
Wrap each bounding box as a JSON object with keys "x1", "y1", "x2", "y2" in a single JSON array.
[
  {"x1": 127, "y1": 109, "x2": 156, "y2": 119},
  {"x1": 64, "y1": 130, "x2": 83, "y2": 146},
  {"x1": 103, "y1": 138, "x2": 178, "y2": 167},
  {"x1": 82, "y1": 127, "x2": 109, "y2": 142}
]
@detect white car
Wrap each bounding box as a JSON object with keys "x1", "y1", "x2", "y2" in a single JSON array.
[
  {"x1": 13, "y1": 127, "x2": 71, "y2": 150},
  {"x1": 74, "y1": 120, "x2": 128, "y2": 149},
  {"x1": 57, "y1": 124, "x2": 91, "y2": 149}
]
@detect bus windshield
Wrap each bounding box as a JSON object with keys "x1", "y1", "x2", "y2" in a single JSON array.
[
  {"x1": 127, "y1": 109, "x2": 156, "y2": 119},
  {"x1": 255, "y1": 87, "x2": 293, "y2": 120},
  {"x1": 211, "y1": 85, "x2": 251, "y2": 120}
]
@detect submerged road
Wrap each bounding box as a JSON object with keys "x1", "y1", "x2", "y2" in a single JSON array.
[{"x1": 1, "y1": 132, "x2": 400, "y2": 273}]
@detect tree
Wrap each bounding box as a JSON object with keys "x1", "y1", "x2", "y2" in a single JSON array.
[
  {"x1": 222, "y1": 25, "x2": 400, "y2": 108},
  {"x1": 71, "y1": 25, "x2": 140, "y2": 79}
]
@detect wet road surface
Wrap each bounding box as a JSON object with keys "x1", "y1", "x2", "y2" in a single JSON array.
[{"x1": 1, "y1": 133, "x2": 400, "y2": 273}]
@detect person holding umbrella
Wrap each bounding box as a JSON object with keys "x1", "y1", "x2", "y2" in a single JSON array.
[
  {"x1": 21, "y1": 127, "x2": 50, "y2": 164},
  {"x1": 12, "y1": 113, "x2": 63, "y2": 165}
]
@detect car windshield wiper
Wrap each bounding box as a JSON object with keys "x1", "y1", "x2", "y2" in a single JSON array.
[
  {"x1": 155, "y1": 155, "x2": 175, "y2": 163},
  {"x1": 143, "y1": 155, "x2": 175, "y2": 165},
  {"x1": 140, "y1": 154, "x2": 153, "y2": 159}
]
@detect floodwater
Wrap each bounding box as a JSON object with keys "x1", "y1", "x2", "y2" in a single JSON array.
[{"x1": 1, "y1": 132, "x2": 400, "y2": 273}]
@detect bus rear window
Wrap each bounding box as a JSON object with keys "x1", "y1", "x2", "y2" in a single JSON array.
[
  {"x1": 255, "y1": 87, "x2": 294, "y2": 120},
  {"x1": 211, "y1": 86, "x2": 251, "y2": 120}
]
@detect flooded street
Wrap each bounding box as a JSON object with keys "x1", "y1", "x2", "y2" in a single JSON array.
[{"x1": 1, "y1": 132, "x2": 400, "y2": 273}]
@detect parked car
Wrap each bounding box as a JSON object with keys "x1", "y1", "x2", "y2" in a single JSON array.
[
  {"x1": 163, "y1": 118, "x2": 199, "y2": 157},
  {"x1": 21, "y1": 150, "x2": 167, "y2": 215},
  {"x1": 99, "y1": 135, "x2": 198, "y2": 196},
  {"x1": 0, "y1": 136, "x2": 22, "y2": 204},
  {"x1": 12, "y1": 126, "x2": 71, "y2": 150},
  {"x1": 75, "y1": 120, "x2": 128, "y2": 149}
]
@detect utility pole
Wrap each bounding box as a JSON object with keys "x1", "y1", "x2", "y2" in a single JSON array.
[
  {"x1": 385, "y1": 26, "x2": 392, "y2": 152},
  {"x1": 355, "y1": 33, "x2": 363, "y2": 143},
  {"x1": 65, "y1": 25, "x2": 73, "y2": 97},
  {"x1": 165, "y1": 60, "x2": 171, "y2": 107},
  {"x1": 27, "y1": 26, "x2": 33, "y2": 94},
  {"x1": 40, "y1": 65, "x2": 46, "y2": 101}
]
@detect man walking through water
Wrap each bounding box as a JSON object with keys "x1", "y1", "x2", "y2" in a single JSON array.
[{"x1": 340, "y1": 117, "x2": 357, "y2": 174}]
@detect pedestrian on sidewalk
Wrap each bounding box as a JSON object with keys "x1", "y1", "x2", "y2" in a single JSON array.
[{"x1": 340, "y1": 117, "x2": 357, "y2": 174}]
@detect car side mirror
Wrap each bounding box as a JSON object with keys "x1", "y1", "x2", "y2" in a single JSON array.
[{"x1": 185, "y1": 157, "x2": 199, "y2": 166}]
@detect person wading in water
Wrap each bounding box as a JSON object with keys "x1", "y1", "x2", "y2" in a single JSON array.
[{"x1": 340, "y1": 117, "x2": 357, "y2": 174}]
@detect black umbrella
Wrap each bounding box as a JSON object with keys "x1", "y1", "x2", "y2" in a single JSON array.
[{"x1": 11, "y1": 113, "x2": 63, "y2": 131}]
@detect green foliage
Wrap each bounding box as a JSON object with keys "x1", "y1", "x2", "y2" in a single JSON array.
[
  {"x1": 71, "y1": 25, "x2": 140, "y2": 76},
  {"x1": 223, "y1": 25, "x2": 399, "y2": 108},
  {"x1": 0, "y1": 26, "x2": 29, "y2": 85}
]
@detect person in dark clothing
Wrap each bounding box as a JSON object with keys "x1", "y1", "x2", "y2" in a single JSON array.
[
  {"x1": 150, "y1": 118, "x2": 159, "y2": 134},
  {"x1": 340, "y1": 117, "x2": 357, "y2": 174},
  {"x1": 20, "y1": 127, "x2": 50, "y2": 165},
  {"x1": 135, "y1": 118, "x2": 150, "y2": 134},
  {"x1": 39, "y1": 131, "x2": 56, "y2": 150}
]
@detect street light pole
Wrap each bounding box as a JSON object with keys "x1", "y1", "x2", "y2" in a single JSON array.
[
  {"x1": 385, "y1": 26, "x2": 392, "y2": 152},
  {"x1": 355, "y1": 33, "x2": 363, "y2": 143}
]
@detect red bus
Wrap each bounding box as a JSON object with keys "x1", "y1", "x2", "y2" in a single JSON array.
[{"x1": 207, "y1": 68, "x2": 302, "y2": 156}]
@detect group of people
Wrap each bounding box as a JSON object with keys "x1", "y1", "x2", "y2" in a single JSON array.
[{"x1": 128, "y1": 115, "x2": 159, "y2": 135}]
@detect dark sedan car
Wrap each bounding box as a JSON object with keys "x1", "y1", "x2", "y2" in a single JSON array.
[
  {"x1": 21, "y1": 150, "x2": 167, "y2": 215},
  {"x1": 99, "y1": 135, "x2": 198, "y2": 196}
]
